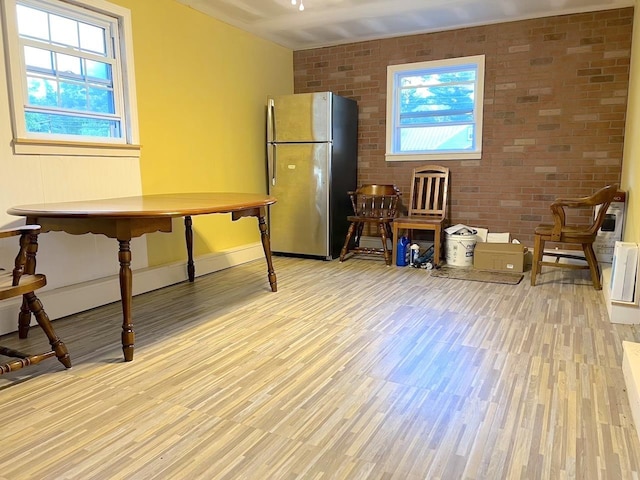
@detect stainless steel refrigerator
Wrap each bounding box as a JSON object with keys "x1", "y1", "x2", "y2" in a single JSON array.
[{"x1": 266, "y1": 92, "x2": 358, "y2": 259}]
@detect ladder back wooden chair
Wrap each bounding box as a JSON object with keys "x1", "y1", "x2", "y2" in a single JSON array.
[
  {"x1": 392, "y1": 165, "x2": 449, "y2": 266},
  {"x1": 0, "y1": 225, "x2": 71, "y2": 374},
  {"x1": 530, "y1": 184, "x2": 619, "y2": 290},
  {"x1": 339, "y1": 184, "x2": 401, "y2": 266}
]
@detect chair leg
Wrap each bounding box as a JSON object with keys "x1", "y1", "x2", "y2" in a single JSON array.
[
  {"x1": 384, "y1": 223, "x2": 393, "y2": 241},
  {"x1": 18, "y1": 297, "x2": 31, "y2": 339},
  {"x1": 340, "y1": 222, "x2": 357, "y2": 262},
  {"x1": 583, "y1": 243, "x2": 602, "y2": 290},
  {"x1": 354, "y1": 223, "x2": 365, "y2": 247},
  {"x1": 24, "y1": 292, "x2": 71, "y2": 369},
  {"x1": 378, "y1": 223, "x2": 391, "y2": 266},
  {"x1": 433, "y1": 226, "x2": 441, "y2": 266},
  {"x1": 392, "y1": 223, "x2": 400, "y2": 266},
  {"x1": 531, "y1": 235, "x2": 544, "y2": 286}
]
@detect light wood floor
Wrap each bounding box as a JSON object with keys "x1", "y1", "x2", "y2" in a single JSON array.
[{"x1": 1, "y1": 256, "x2": 640, "y2": 479}]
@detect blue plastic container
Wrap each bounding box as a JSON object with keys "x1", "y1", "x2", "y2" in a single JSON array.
[{"x1": 396, "y1": 236, "x2": 410, "y2": 266}]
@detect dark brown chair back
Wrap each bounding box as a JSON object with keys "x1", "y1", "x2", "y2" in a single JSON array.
[{"x1": 350, "y1": 184, "x2": 400, "y2": 219}]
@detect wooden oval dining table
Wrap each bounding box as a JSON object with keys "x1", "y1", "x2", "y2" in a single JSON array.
[{"x1": 7, "y1": 192, "x2": 278, "y2": 362}]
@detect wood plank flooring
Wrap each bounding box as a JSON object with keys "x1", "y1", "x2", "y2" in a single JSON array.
[{"x1": 1, "y1": 256, "x2": 640, "y2": 479}]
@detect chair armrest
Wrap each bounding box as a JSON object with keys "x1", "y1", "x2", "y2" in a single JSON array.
[
  {"x1": 547, "y1": 185, "x2": 619, "y2": 240},
  {"x1": 549, "y1": 203, "x2": 566, "y2": 241},
  {"x1": 551, "y1": 199, "x2": 589, "y2": 208},
  {"x1": 552, "y1": 189, "x2": 606, "y2": 208},
  {"x1": 0, "y1": 225, "x2": 41, "y2": 239}
]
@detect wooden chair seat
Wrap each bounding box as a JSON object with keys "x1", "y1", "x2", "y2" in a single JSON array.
[
  {"x1": 534, "y1": 224, "x2": 598, "y2": 241},
  {"x1": 392, "y1": 165, "x2": 449, "y2": 266},
  {"x1": 0, "y1": 272, "x2": 47, "y2": 299},
  {"x1": 531, "y1": 184, "x2": 619, "y2": 290},
  {"x1": 345, "y1": 214, "x2": 390, "y2": 223},
  {"x1": 339, "y1": 184, "x2": 400, "y2": 265},
  {"x1": 0, "y1": 225, "x2": 71, "y2": 375}
]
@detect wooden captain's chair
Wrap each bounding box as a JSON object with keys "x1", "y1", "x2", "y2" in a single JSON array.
[
  {"x1": 339, "y1": 184, "x2": 401, "y2": 265},
  {"x1": 0, "y1": 225, "x2": 71, "y2": 374},
  {"x1": 392, "y1": 165, "x2": 449, "y2": 266},
  {"x1": 530, "y1": 184, "x2": 619, "y2": 290}
]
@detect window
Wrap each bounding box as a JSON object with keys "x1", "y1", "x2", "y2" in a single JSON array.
[
  {"x1": 1, "y1": 0, "x2": 140, "y2": 156},
  {"x1": 386, "y1": 55, "x2": 485, "y2": 162}
]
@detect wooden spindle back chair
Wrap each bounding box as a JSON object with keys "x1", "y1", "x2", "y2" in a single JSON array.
[
  {"x1": 392, "y1": 165, "x2": 450, "y2": 266},
  {"x1": 339, "y1": 184, "x2": 401, "y2": 265},
  {"x1": 530, "y1": 184, "x2": 619, "y2": 289},
  {"x1": 0, "y1": 225, "x2": 71, "y2": 375}
]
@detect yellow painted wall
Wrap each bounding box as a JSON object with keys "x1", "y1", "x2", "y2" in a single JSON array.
[
  {"x1": 115, "y1": 0, "x2": 293, "y2": 265},
  {"x1": 622, "y1": 2, "x2": 639, "y2": 244}
]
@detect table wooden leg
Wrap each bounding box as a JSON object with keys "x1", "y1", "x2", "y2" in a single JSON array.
[
  {"x1": 118, "y1": 239, "x2": 135, "y2": 362},
  {"x1": 232, "y1": 207, "x2": 277, "y2": 292},
  {"x1": 184, "y1": 216, "x2": 195, "y2": 282},
  {"x1": 258, "y1": 210, "x2": 277, "y2": 292}
]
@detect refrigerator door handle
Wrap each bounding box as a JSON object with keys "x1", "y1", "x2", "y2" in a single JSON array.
[
  {"x1": 266, "y1": 98, "x2": 276, "y2": 186},
  {"x1": 267, "y1": 144, "x2": 276, "y2": 186},
  {"x1": 267, "y1": 98, "x2": 275, "y2": 143}
]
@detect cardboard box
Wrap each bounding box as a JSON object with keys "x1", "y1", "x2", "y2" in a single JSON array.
[{"x1": 473, "y1": 242, "x2": 526, "y2": 273}]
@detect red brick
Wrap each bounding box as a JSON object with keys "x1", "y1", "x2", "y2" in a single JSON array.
[{"x1": 293, "y1": 8, "x2": 632, "y2": 246}]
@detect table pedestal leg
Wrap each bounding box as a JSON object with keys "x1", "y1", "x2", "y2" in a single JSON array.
[
  {"x1": 258, "y1": 211, "x2": 277, "y2": 292},
  {"x1": 118, "y1": 239, "x2": 135, "y2": 361},
  {"x1": 185, "y1": 216, "x2": 195, "y2": 282}
]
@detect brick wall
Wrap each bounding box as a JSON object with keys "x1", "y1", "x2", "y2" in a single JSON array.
[{"x1": 293, "y1": 8, "x2": 633, "y2": 246}]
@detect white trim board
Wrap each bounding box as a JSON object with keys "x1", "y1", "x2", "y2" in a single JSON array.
[{"x1": 0, "y1": 242, "x2": 265, "y2": 335}]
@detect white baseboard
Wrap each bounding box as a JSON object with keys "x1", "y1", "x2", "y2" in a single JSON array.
[{"x1": 0, "y1": 242, "x2": 265, "y2": 335}]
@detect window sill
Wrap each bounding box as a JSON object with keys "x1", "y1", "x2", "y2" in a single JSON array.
[
  {"x1": 385, "y1": 151, "x2": 482, "y2": 162},
  {"x1": 12, "y1": 138, "x2": 141, "y2": 158}
]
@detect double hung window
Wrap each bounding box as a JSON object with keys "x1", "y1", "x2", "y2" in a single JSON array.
[
  {"x1": 2, "y1": 0, "x2": 139, "y2": 156},
  {"x1": 386, "y1": 55, "x2": 485, "y2": 161}
]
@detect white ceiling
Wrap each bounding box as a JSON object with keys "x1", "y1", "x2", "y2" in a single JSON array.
[{"x1": 174, "y1": 0, "x2": 635, "y2": 51}]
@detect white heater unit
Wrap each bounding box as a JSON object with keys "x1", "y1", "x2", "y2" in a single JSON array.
[{"x1": 611, "y1": 241, "x2": 639, "y2": 302}]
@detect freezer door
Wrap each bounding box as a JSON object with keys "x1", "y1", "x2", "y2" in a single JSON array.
[
  {"x1": 268, "y1": 93, "x2": 331, "y2": 143},
  {"x1": 269, "y1": 143, "x2": 330, "y2": 257}
]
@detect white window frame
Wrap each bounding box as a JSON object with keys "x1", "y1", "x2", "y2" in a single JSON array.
[
  {"x1": 386, "y1": 55, "x2": 485, "y2": 162},
  {"x1": 1, "y1": 0, "x2": 140, "y2": 157}
]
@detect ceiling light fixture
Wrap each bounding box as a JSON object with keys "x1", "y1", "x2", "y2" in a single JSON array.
[{"x1": 291, "y1": 0, "x2": 305, "y2": 11}]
